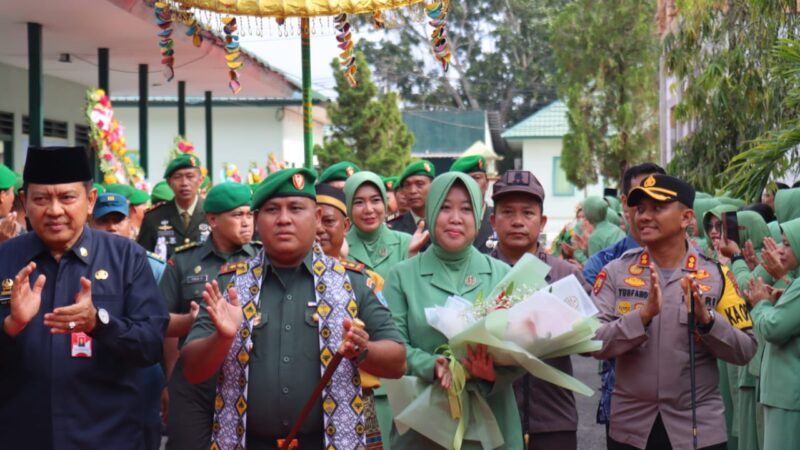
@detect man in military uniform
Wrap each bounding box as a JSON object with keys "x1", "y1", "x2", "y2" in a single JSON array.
[
  {"x1": 0, "y1": 146, "x2": 168, "y2": 450},
  {"x1": 387, "y1": 159, "x2": 435, "y2": 237},
  {"x1": 592, "y1": 174, "x2": 757, "y2": 450},
  {"x1": 381, "y1": 176, "x2": 400, "y2": 220},
  {"x1": 318, "y1": 161, "x2": 360, "y2": 190},
  {"x1": 181, "y1": 168, "x2": 406, "y2": 450},
  {"x1": 450, "y1": 155, "x2": 495, "y2": 253},
  {"x1": 489, "y1": 170, "x2": 590, "y2": 450},
  {"x1": 158, "y1": 182, "x2": 259, "y2": 450},
  {"x1": 138, "y1": 153, "x2": 208, "y2": 259}
]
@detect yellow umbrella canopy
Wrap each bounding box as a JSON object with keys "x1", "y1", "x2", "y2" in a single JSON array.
[{"x1": 174, "y1": 0, "x2": 425, "y2": 17}]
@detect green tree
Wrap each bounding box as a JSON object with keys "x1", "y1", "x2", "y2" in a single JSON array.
[
  {"x1": 359, "y1": 0, "x2": 571, "y2": 127},
  {"x1": 663, "y1": 0, "x2": 797, "y2": 194},
  {"x1": 550, "y1": 0, "x2": 660, "y2": 189},
  {"x1": 315, "y1": 51, "x2": 414, "y2": 175}
]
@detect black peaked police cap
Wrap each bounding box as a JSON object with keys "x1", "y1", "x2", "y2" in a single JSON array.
[
  {"x1": 23, "y1": 146, "x2": 93, "y2": 184},
  {"x1": 627, "y1": 174, "x2": 695, "y2": 209}
]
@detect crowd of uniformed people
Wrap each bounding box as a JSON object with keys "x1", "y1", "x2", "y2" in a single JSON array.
[{"x1": 0, "y1": 145, "x2": 798, "y2": 450}]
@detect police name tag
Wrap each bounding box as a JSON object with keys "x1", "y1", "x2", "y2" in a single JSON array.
[{"x1": 71, "y1": 332, "x2": 92, "y2": 358}]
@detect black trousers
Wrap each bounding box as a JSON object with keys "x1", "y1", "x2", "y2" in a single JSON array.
[
  {"x1": 607, "y1": 415, "x2": 727, "y2": 450},
  {"x1": 526, "y1": 430, "x2": 577, "y2": 450}
]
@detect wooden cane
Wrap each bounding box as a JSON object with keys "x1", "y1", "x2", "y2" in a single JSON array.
[{"x1": 279, "y1": 318, "x2": 366, "y2": 450}]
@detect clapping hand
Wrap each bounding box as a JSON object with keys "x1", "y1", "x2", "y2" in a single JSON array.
[
  {"x1": 4, "y1": 262, "x2": 46, "y2": 336},
  {"x1": 0, "y1": 212, "x2": 18, "y2": 243},
  {"x1": 408, "y1": 220, "x2": 430, "y2": 257},
  {"x1": 203, "y1": 280, "x2": 243, "y2": 339},
  {"x1": 44, "y1": 276, "x2": 97, "y2": 334},
  {"x1": 761, "y1": 237, "x2": 788, "y2": 280},
  {"x1": 639, "y1": 266, "x2": 661, "y2": 326},
  {"x1": 746, "y1": 277, "x2": 771, "y2": 307},
  {"x1": 742, "y1": 240, "x2": 758, "y2": 271},
  {"x1": 681, "y1": 276, "x2": 712, "y2": 326}
]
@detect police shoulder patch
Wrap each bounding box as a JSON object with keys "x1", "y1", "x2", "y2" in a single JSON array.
[
  {"x1": 593, "y1": 270, "x2": 608, "y2": 296},
  {"x1": 175, "y1": 242, "x2": 200, "y2": 253}
]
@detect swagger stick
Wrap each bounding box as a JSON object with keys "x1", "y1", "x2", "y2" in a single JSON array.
[
  {"x1": 688, "y1": 281, "x2": 698, "y2": 450},
  {"x1": 279, "y1": 318, "x2": 366, "y2": 450}
]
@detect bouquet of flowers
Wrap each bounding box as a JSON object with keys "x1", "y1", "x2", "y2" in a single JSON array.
[{"x1": 384, "y1": 253, "x2": 601, "y2": 450}]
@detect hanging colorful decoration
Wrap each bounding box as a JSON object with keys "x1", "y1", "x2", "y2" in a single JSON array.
[
  {"x1": 333, "y1": 14, "x2": 357, "y2": 87},
  {"x1": 154, "y1": 2, "x2": 176, "y2": 81},
  {"x1": 180, "y1": 5, "x2": 204, "y2": 47},
  {"x1": 222, "y1": 17, "x2": 243, "y2": 94},
  {"x1": 427, "y1": 0, "x2": 451, "y2": 71},
  {"x1": 372, "y1": 11, "x2": 385, "y2": 30},
  {"x1": 85, "y1": 89, "x2": 148, "y2": 191}
]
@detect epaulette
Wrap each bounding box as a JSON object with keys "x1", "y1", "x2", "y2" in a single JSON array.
[
  {"x1": 339, "y1": 259, "x2": 365, "y2": 273},
  {"x1": 146, "y1": 201, "x2": 166, "y2": 213},
  {"x1": 146, "y1": 251, "x2": 165, "y2": 262},
  {"x1": 175, "y1": 241, "x2": 200, "y2": 253}
]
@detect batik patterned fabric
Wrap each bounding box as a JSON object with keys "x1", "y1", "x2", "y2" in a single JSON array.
[{"x1": 210, "y1": 244, "x2": 366, "y2": 450}]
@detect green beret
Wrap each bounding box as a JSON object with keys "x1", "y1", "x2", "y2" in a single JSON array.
[
  {"x1": 103, "y1": 183, "x2": 149, "y2": 205},
  {"x1": 201, "y1": 175, "x2": 211, "y2": 190},
  {"x1": 151, "y1": 181, "x2": 174, "y2": 203},
  {"x1": 318, "y1": 161, "x2": 360, "y2": 184},
  {"x1": 204, "y1": 182, "x2": 252, "y2": 214},
  {"x1": 164, "y1": 153, "x2": 202, "y2": 178},
  {"x1": 251, "y1": 168, "x2": 317, "y2": 210},
  {"x1": 0, "y1": 164, "x2": 16, "y2": 190},
  {"x1": 93, "y1": 183, "x2": 106, "y2": 194},
  {"x1": 449, "y1": 155, "x2": 486, "y2": 174},
  {"x1": 399, "y1": 159, "x2": 436, "y2": 187},
  {"x1": 14, "y1": 172, "x2": 23, "y2": 193},
  {"x1": 381, "y1": 176, "x2": 400, "y2": 192}
]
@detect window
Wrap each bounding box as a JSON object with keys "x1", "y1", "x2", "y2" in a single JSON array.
[
  {"x1": 75, "y1": 124, "x2": 90, "y2": 149},
  {"x1": 553, "y1": 156, "x2": 575, "y2": 196},
  {"x1": 22, "y1": 116, "x2": 68, "y2": 139},
  {"x1": 0, "y1": 112, "x2": 12, "y2": 167}
]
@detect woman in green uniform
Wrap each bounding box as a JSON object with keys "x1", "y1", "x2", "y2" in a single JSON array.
[
  {"x1": 747, "y1": 217, "x2": 800, "y2": 450},
  {"x1": 383, "y1": 172, "x2": 523, "y2": 449},
  {"x1": 344, "y1": 171, "x2": 424, "y2": 277}
]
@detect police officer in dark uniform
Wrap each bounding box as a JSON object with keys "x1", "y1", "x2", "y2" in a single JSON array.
[
  {"x1": 160, "y1": 182, "x2": 260, "y2": 450},
  {"x1": 138, "y1": 153, "x2": 208, "y2": 259},
  {"x1": 0, "y1": 146, "x2": 168, "y2": 450}
]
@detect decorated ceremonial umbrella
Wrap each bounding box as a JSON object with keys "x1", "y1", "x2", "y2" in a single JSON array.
[{"x1": 152, "y1": 0, "x2": 452, "y2": 168}]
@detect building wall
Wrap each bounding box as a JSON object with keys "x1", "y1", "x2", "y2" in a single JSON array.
[
  {"x1": 116, "y1": 104, "x2": 326, "y2": 182},
  {"x1": 0, "y1": 62, "x2": 89, "y2": 171},
  {"x1": 521, "y1": 138, "x2": 605, "y2": 237}
]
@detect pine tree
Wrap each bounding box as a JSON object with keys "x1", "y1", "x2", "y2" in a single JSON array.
[{"x1": 315, "y1": 51, "x2": 414, "y2": 175}]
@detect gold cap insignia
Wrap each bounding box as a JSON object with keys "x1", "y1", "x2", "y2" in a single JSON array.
[{"x1": 643, "y1": 176, "x2": 656, "y2": 188}]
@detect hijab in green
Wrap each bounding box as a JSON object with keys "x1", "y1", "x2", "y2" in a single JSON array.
[
  {"x1": 782, "y1": 217, "x2": 800, "y2": 268},
  {"x1": 775, "y1": 188, "x2": 800, "y2": 224},
  {"x1": 583, "y1": 196, "x2": 608, "y2": 225},
  {"x1": 703, "y1": 204, "x2": 738, "y2": 235},
  {"x1": 736, "y1": 211, "x2": 770, "y2": 252},
  {"x1": 344, "y1": 171, "x2": 410, "y2": 274},
  {"x1": 425, "y1": 172, "x2": 482, "y2": 262},
  {"x1": 693, "y1": 198, "x2": 721, "y2": 239}
]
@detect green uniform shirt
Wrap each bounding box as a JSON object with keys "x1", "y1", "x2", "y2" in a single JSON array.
[
  {"x1": 159, "y1": 237, "x2": 260, "y2": 346},
  {"x1": 383, "y1": 246, "x2": 525, "y2": 450},
  {"x1": 138, "y1": 197, "x2": 208, "y2": 258},
  {"x1": 187, "y1": 249, "x2": 403, "y2": 444}
]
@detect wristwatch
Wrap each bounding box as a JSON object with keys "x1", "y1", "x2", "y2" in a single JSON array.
[
  {"x1": 698, "y1": 309, "x2": 715, "y2": 333},
  {"x1": 731, "y1": 253, "x2": 744, "y2": 264},
  {"x1": 96, "y1": 307, "x2": 110, "y2": 328},
  {"x1": 352, "y1": 345, "x2": 369, "y2": 366}
]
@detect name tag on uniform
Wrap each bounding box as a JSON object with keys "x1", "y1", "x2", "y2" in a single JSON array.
[
  {"x1": 71, "y1": 332, "x2": 92, "y2": 358},
  {"x1": 185, "y1": 274, "x2": 208, "y2": 284}
]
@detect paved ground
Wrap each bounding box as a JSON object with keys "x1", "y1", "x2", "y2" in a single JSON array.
[
  {"x1": 161, "y1": 356, "x2": 610, "y2": 450},
  {"x1": 573, "y1": 355, "x2": 607, "y2": 450}
]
